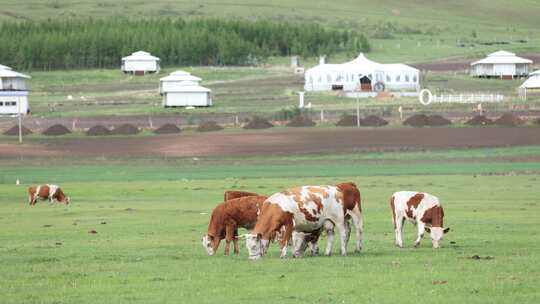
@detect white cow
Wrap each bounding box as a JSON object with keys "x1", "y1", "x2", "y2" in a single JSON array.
[{"x1": 390, "y1": 191, "x2": 450, "y2": 249}]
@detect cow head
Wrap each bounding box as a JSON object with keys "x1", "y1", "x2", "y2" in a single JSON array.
[
  {"x1": 425, "y1": 227, "x2": 450, "y2": 248},
  {"x1": 245, "y1": 233, "x2": 264, "y2": 259},
  {"x1": 202, "y1": 235, "x2": 217, "y2": 255}
]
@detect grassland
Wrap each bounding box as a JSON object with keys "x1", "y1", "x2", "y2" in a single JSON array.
[
  {"x1": 1, "y1": 146, "x2": 540, "y2": 303},
  {"x1": 22, "y1": 66, "x2": 540, "y2": 119}
]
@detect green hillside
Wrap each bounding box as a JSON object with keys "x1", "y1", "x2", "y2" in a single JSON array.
[{"x1": 1, "y1": 0, "x2": 539, "y2": 64}]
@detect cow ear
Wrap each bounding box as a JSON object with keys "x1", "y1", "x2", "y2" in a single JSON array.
[
  {"x1": 256, "y1": 233, "x2": 262, "y2": 241},
  {"x1": 424, "y1": 227, "x2": 431, "y2": 233},
  {"x1": 443, "y1": 227, "x2": 450, "y2": 234}
]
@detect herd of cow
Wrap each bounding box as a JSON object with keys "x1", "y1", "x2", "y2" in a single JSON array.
[
  {"x1": 27, "y1": 182, "x2": 450, "y2": 260},
  {"x1": 202, "y1": 182, "x2": 450, "y2": 260}
]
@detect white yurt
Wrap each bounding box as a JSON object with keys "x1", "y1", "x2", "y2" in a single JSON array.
[
  {"x1": 470, "y1": 50, "x2": 532, "y2": 79},
  {"x1": 304, "y1": 53, "x2": 419, "y2": 92},
  {"x1": 159, "y1": 70, "x2": 212, "y2": 107},
  {"x1": 520, "y1": 71, "x2": 540, "y2": 91},
  {"x1": 121, "y1": 51, "x2": 160, "y2": 75},
  {"x1": 0, "y1": 67, "x2": 30, "y2": 115}
]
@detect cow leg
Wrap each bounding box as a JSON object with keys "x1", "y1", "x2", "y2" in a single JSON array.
[
  {"x1": 309, "y1": 231, "x2": 320, "y2": 256},
  {"x1": 233, "y1": 228, "x2": 239, "y2": 255},
  {"x1": 324, "y1": 220, "x2": 336, "y2": 256},
  {"x1": 414, "y1": 221, "x2": 425, "y2": 248},
  {"x1": 335, "y1": 219, "x2": 348, "y2": 256},
  {"x1": 224, "y1": 224, "x2": 235, "y2": 256},
  {"x1": 344, "y1": 219, "x2": 351, "y2": 249},
  {"x1": 395, "y1": 215, "x2": 404, "y2": 248},
  {"x1": 348, "y1": 207, "x2": 364, "y2": 253},
  {"x1": 292, "y1": 231, "x2": 306, "y2": 258},
  {"x1": 279, "y1": 222, "x2": 293, "y2": 258}
]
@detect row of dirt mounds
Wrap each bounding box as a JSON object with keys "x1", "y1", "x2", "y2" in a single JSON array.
[
  {"x1": 466, "y1": 115, "x2": 494, "y2": 126},
  {"x1": 243, "y1": 116, "x2": 274, "y2": 129},
  {"x1": 361, "y1": 115, "x2": 389, "y2": 127},
  {"x1": 86, "y1": 125, "x2": 112, "y2": 136},
  {"x1": 494, "y1": 113, "x2": 525, "y2": 126},
  {"x1": 112, "y1": 124, "x2": 140, "y2": 135},
  {"x1": 42, "y1": 124, "x2": 71, "y2": 136},
  {"x1": 286, "y1": 115, "x2": 316, "y2": 127},
  {"x1": 3, "y1": 125, "x2": 33, "y2": 136},
  {"x1": 153, "y1": 123, "x2": 181, "y2": 134},
  {"x1": 403, "y1": 114, "x2": 452, "y2": 127},
  {"x1": 197, "y1": 121, "x2": 224, "y2": 132},
  {"x1": 335, "y1": 115, "x2": 389, "y2": 127}
]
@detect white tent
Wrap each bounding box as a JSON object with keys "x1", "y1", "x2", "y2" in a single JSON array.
[
  {"x1": 520, "y1": 70, "x2": 540, "y2": 90},
  {"x1": 471, "y1": 50, "x2": 532, "y2": 78},
  {"x1": 304, "y1": 53, "x2": 419, "y2": 92},
  {"x1": 0, "y1": 68, "x2": 30, "y2": 115},
  {"x1": 159, "y1": 71, "x2": 212, "y2": 107},
  {"x1": 0, "y1": 64, "x2": 13, "y2": 70},
  {"x1": 121, "y1": 51, "x2": 160, "y2": 75}
]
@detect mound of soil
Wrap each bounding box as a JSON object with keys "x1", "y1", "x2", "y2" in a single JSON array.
[
  {"x1": 426, "y1": 115, "x2": 452, "y2": 126},
  {"x1": 243, "y1": 116, "x2": 274, "y2": 129},
  {"x1": 465, "y1": 115, "x2": 494, "y2": 126},
  {"x1": 360, "y1": 115, "x2": 388, "y2": 127},
  {"x1": 153, "y1": 123, "x2": 181, "y2": 134},
  {"x1": 403, "y1": 114, "x2": 429, "y2": 127},
  {"x1": 42, "y1": 124, "x2": 71, "y2": 136},
  {"x1": 3, "y1": 125, "x2": 32, "y2": 136},
  {"x1": 286, "y1": 115, "x2": 316, "y2": 127},
  {"x1": 494, "y1": 113, "x2": 525, "y2": 126},
  {"x1": 336, "y1": 115, "x2": 358, "y2": 127},
  {"x1": 112, "y1": 124, "x2": 140, "y2": 135},
  {"x1": 86, "y1": 125, "x2": 112, "y2": 136},
  {"x1": 197, "y1": 121, "x2": 224, "y2": 132}
]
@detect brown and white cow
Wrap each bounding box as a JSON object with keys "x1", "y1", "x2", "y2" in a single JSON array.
[
  {"x1": 245, "y1": 182, "x2": 363, "y2": 259},
  {"x1": 223, "y1": 190, "x2": 259, "y2": 201},
  {"x1": 390, "y1": 191, "x2": 450, "y2": 249},
  {"x1": 28, "y1": 184, "x2": 70, "y2": 205},
  {"x1": 202, "y1": 195, "x2": 268, "y2": 256}
]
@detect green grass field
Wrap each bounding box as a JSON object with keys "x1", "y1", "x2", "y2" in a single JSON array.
[{"x1": 1, "y1": 146, "x2": 540, "y2": 303}]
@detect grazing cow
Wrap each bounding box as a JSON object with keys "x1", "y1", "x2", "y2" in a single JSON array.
[
  {"x1": 390, "y1": 191, "x2": 450, "y2": 249},
  {"x1": 245, "y1": 182, "x2": 363, "y2": 259},
  {"x1": 28, "y1": 184, "x2": 70, "y2": 205},
  {"x1": 202, "y1": 195, "x2": 268, "y2": 256},
  {"x1": 223, "y1": 190, "x2": 259, "y2": 201}
]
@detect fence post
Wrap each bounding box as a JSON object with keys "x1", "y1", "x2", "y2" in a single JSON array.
[{"x1": 320, "y1": 110, "x2": 324, "y2": 122}]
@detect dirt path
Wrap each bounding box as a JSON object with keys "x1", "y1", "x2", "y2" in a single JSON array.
[{"x1": 1, "y1": 127, "x2": 539, "y2": 158}]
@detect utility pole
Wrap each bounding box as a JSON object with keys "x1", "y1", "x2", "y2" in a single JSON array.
[{"x1": 18, "y1": 96, "x2": 22, "y2": 144}]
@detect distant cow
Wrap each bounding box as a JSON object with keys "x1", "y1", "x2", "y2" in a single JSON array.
[
  {"x1": 202, "y1": 195, "x2": 268, "y2": 256},
  {"x1": 245, "y1": 182, "x2": 363, "y2": 259},
  {"x1": 223, "y1": 190, "x2": 259, "y2": 201},
  {"x1": 28, "y1": 184, "x2": 70, "y2": 205},
  {"x1": 390, "y1": 191, "x2": 450, "y2": 249}
]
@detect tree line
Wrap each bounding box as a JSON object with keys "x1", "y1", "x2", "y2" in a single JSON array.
[{"x1": 0, "y1": 18, "x2": 371, "y2": 70}]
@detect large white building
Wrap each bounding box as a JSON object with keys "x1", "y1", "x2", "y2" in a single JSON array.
[
  {"x1": 304, "y1": 53, "x2": 420, "y2": 93},
  {"x1": 470, "y1": 51, "x2": 532, "y2": 79},
  {"x1": 121, "y1": 51, "x2": 160, "y2": 75},
  {"x1": 0, "y1": 66, "x2": 30, "y2": 115},
  {"x1": 159, "y1": 70, "x2": 212, "y2": 107}
]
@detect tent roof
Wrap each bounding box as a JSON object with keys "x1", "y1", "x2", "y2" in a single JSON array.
[
  {"x1": 165, "y1": 84, "x2": 211, "y2": 93},
  {"x1": 0, "y1": 69, "x2": 31, "y2": 79},
  {"x1": 0, "y1": 64, "x2": 12, "y2": 70},
  {"x1": 122, "y1": 51, "x2": 160, "y2": 61},
  {"x1": 471, "y1": 50, "x2": 532, "y2": 65},
  {"x1": 160, "y1": 74, "x2": 202, "y2": 82},
  {"x1": 521, "y1": 71, "x2": 540, "y2": 88},
  {"x1": 306, "y1": 53, "x2": 418, "y2": 74}
]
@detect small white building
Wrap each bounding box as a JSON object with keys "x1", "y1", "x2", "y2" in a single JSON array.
[
  {"x1": 159, "y1": 70, "x2": 212, "y2": 107},
  {"x1": 520, "y1": 70, "x2": 540, "y2": 90},
  {"x1": 471, "y1": 51, "x2": 532, "y2": 79},
  {"x1": 0, "y1": 67, "x2": 30, "y2": 115},
  {"x1": 121, "y1": 51, "x2": 160, "y2": 75},
  {"x1": 304, "y1": 53, "x2": 420, "y2": 93}
]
